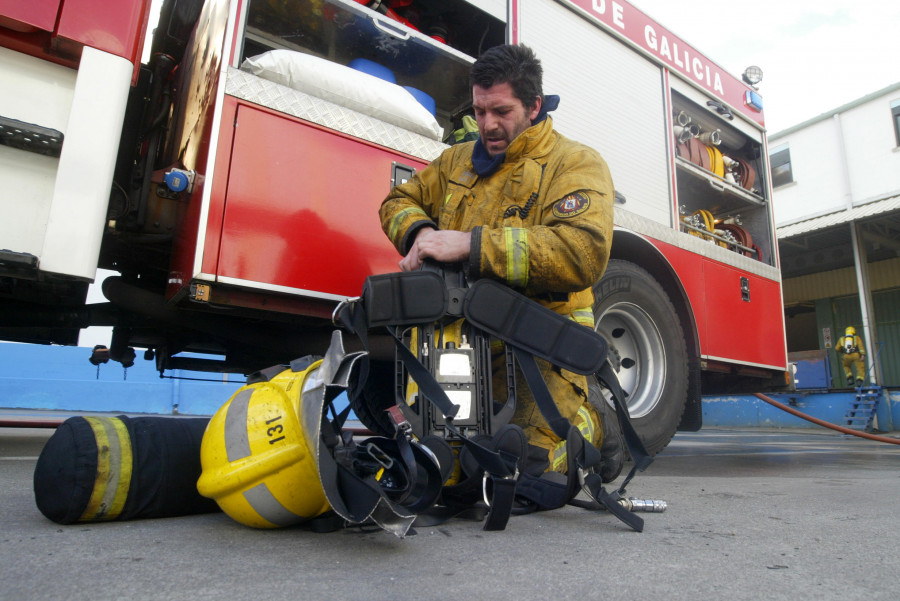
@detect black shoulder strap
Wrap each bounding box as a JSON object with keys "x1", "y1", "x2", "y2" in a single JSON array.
[
  {"x1": 463, "y1": 279, "x2": 607, "y2": 374},
  {"x1": 465, "y1": 281, "x2": 653, "y2": 531},
  {"x1": 515, "y1": 346, "x2": 650, "y2": 531},
  {"x1": 362, "y1": 271, "x2": 449, "y2": 328},
  {"x1": 596, "y1": 361, "x2": 654, "y2": 489},
  {"x1": 462, "y1": 277, "x2": 653, "y2": 480},
  {"x1": 336, "y1": 272, "x2": 656, "y2": 531}
]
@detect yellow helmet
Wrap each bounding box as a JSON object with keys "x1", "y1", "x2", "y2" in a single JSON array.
[
  {"x1": 198, "y1": 330, "x2": 446, "y2": 536},
  {"x1": 197, "y1": 361, "x2": 330, "y2": 528},
  {"x1": 845, "y1": 326, "x2": 856, "y2": 336}
]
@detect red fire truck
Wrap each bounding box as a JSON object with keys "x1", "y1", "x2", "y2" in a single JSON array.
[{"x1": 0, "y1": 0, "x2": 787, "y2": 454}]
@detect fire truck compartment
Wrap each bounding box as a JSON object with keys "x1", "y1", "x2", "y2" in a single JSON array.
[
  {"x1": 240, "y1": 0, "x2": 506, "y2": 139},
  {"x1": 211, "y1": 101, "x2": 431, "y2": 299},
  {"x1": 239, "y1": 49, "x2": 443, "y2": 139},
  {"x1": 670, "y1": 86, "x2": 775, "y2": 267}
]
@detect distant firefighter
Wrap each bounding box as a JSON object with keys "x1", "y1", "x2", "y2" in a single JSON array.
[{"x1": 836, "y1": 326, "x2": 866, "y2": 387}]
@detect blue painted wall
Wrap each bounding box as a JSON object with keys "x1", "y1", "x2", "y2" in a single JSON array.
[
  {"x1": 1, "y1": 343, "x2": 897, "y2": 431},
  {"x1": 0, "y1": 343, "x2": 241, "y2": 416},
  {"x1": 702, "y1": 390, "x2": 898, "y2": 432}
]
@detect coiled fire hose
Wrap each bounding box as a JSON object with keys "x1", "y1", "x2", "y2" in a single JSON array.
[{"x1": 752, "y1": 393, "x2": 900, "y2": 445}]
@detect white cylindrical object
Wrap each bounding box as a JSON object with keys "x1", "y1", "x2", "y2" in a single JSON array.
[{"x1": 623, "y1": 498, "x2": 667, "y2": 512}]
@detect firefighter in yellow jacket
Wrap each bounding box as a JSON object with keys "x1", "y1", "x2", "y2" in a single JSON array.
[
  {"x1": 837, "y1": 326, "x2": 866, "y2": 387},
  {"x1": 380, "y1": 44, "x2": 623, "y2": 480}
]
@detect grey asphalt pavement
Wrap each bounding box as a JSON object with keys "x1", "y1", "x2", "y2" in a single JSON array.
[{"x1": 2, "y1": 425, "x2": 899, "y2": 601}]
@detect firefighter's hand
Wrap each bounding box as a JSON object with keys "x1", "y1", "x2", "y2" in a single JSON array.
[{"x1": 400, "y1": 229, "x2": 471, "y2": 271}]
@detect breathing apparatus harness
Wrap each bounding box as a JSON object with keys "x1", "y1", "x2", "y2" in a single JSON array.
[{"x1": 334, "y1": 262, "x2": 655, "y2": 533}]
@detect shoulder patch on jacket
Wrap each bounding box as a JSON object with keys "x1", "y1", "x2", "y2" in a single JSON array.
[{"x1": 552, "y1": 192, "x2": 590, "y2": 218}]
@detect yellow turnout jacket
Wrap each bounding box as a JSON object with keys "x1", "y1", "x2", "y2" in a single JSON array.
[{"x1": 380, "y1": 117, "x2": 614, "y2": 324}]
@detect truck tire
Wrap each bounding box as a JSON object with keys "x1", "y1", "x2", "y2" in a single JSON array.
[{"x1": 592, "y1": 259, "x2": 689, "y2": 456}]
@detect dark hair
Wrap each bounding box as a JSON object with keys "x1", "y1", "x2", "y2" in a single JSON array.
[{"x1": 469, "y1": 44, "x2": 543, "y2": 110}]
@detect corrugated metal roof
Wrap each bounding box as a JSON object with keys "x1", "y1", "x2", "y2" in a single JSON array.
[{"x1": 777, "y1": 194, "x2": 900, "y2": 239}]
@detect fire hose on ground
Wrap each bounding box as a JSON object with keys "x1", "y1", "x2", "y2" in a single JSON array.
[{"x1": 752, "y1": 392, "x2": 900, "y2": 445}]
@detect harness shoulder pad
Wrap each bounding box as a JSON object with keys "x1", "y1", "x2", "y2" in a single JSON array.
[
  {"x1": 363, "y1": 271, "x2": 448, "y2": 327},
  {"x1": 463, "y1": 279, "x2": 607, "y2": 375}
]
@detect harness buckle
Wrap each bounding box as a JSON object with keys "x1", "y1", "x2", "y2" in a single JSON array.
[
  {"x1": 579, "y1": 466, "x2": 624, "y2": 503},
  {"x1": 577, "y1": 466, "x2": 589, "y2": 488},
  {"x1": 482, "y1": 467, "x2": 519, "y2": 507},
  {"x1": 363, "y1": 442, "x2": 394, "y2": 470},
  {"x1": 332, "y1": 296, "x2": 361, "y2": 327},
  {"x1": 578, "y1": 466, "x2": 595, "y2": 499},
  {"x1": 385, "y1": 405, "x2": 412, "y2": 438}
]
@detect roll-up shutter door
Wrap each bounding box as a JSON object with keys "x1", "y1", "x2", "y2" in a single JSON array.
[{"x1": 519, "y1": 1, "x2": 672, "y2": 227}]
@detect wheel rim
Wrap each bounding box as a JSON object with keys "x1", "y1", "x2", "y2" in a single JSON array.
[{"x1": 595, "y1": 302, "x2": 667, "y2": 419}]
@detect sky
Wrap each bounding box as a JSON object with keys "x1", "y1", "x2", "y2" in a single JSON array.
[{"x1": 632, "y1": 0, "x2": 900, "y2": 134}]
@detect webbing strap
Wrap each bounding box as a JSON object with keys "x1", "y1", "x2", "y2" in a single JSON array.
[
  {"x1": 337, "y1": 295, "x2": 520, "y2": 530},
  {"x1": 385, "y1": 326, "x2": 521, "y2": 478},
  {"x1": 483, "y1": 477, "x2": 517, "y2": 531},
  {"x1": 512, "y1": 346, "x2": 606, "y2": 474},
  {"x1": 582, "y1": 472, "x2": 644, "y2": 532},
  {"x1": 512, "y1": 347, "x2": 599, "y2": 508},
  {"x1": 515, "y1": 345, "x2": 651, "y2": 531},
  {"x1": 512, "y1": 346, "x2": 585, "y2": 442},
  {"x1": 463, "y1": 280, "x2": 653, "y2": 525},
  {"x1": 390, "y1": 333, "x2": 519, "y2": 529},
  {"x1": 395, "y1": 433, "x2": 421, "y2": 510},
  {"x1": 390, "y1": 329, "x2": 518, "y2": 473},
  {"x1": 596, "y1": 361, "x2": 653, "y2": 493},
  {"x1": 388, "y1": 328, "x2": 459, "y2": 420}
]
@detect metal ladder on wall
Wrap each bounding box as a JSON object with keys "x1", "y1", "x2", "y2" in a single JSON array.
[{"x1": 844, "y1": 386, "x2": 882, "y2": 432}]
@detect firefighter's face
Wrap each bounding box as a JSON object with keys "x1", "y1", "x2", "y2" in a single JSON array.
[{"x1": 472, "y1": 82, "x2": 541, "y2": 157}]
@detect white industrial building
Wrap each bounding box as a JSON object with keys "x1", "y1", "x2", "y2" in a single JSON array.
[{"x1": 771, "y1": 82, "x2": 900, "y2": 387}]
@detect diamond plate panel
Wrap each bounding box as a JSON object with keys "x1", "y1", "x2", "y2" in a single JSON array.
[{"x1": 225, "y1": 68, "x2": 446, "y2": 162}]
